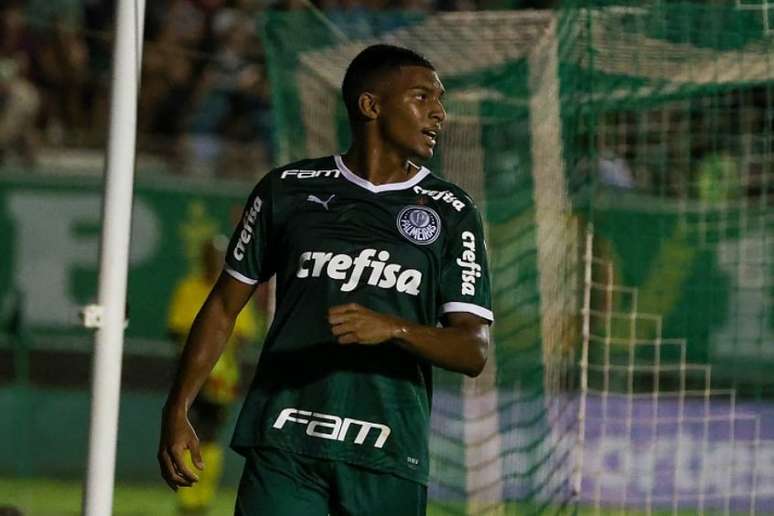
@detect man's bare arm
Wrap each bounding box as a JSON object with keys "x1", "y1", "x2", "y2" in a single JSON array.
[
  {"x1": 158, "y1": 272, "x2": 255, "y2": 490},
  {"x1": 328, "y1": 303, "x2": 489, "y2": 377}
]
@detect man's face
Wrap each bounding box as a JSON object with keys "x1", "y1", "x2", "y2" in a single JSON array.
[{"x1": 375, "y1": 65, "x2": 446, "y2": 161}]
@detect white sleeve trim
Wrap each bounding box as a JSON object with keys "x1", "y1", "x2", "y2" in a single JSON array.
[
  {"x1": 224, "y1": 266, "x2": 259, "y2": 285},
  {"x1": 441, "y1": 302, "x2": 494, "y2": 322}
]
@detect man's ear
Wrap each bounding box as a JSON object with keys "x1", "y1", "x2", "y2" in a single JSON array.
[{"x1": 357, "y1": 91, "x2": 379, "y2": 121}]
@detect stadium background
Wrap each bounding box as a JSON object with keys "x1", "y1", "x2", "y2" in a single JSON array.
[{"x1": 1, "y1": 0, "x2": 773, "y2": 514}]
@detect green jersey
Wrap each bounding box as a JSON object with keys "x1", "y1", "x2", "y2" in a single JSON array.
[{"x1": 225, "y1": 155, "x2": 493, "y2": 485}]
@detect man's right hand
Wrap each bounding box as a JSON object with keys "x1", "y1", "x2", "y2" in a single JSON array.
[
  {"x1": 157, "y1": 273, "x2": 254, "y2": 490},
  {"x1": 157, "y1": 404, "x2": 204, "y2": 491}
]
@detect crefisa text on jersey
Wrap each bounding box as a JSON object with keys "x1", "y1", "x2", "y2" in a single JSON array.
[
  {"x1": 458, "y1": 231, "x2": 481, "y2": 295},
  {"x1": 233, "y1": 195, "x2": 263, "y2": 261},
  {"x1": 412, "y1": 185, "x2": 466, "y2": 211},
  {"x1": 296, "y1": 248, "x2": 422, "y2": 295}
]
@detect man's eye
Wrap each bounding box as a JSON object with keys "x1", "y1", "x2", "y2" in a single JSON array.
[{"x1": 416, "y1": 94, "x2": 427, "y2": 101}]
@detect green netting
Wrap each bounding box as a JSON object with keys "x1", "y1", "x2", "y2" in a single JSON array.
[
  {"x1": 564, "y1": 2, "x2": 774, "y2": 514},
  {"x1": 566, "y1": 1, "x2": 774, "y2": 389},
  {"x1": 263, "y1": 2, "x2": 774, "y2": 513}
]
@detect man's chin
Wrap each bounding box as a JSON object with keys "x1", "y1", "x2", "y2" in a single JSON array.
[
  {"x1": 413, "y1": 146, "x2": 434, "y2": 161},
  {"x1": 397, "y1": 143, "x2": 433, "y2": 162}
]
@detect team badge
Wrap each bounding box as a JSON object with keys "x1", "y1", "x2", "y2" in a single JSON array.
[{"x1": 397, "y1": 206, "x2": 441, "y2": 245}]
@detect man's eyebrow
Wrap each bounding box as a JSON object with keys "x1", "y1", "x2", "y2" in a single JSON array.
[{"x1": 409, "y1": 85, "x2": 446, "y2": 95}]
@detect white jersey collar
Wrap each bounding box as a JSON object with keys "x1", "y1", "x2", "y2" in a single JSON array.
[{"x1": 334, "y1": 155, "x2": 430, "y2": 193}]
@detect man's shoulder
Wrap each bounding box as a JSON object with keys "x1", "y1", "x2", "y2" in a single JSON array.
[
  {"x1": 415, "y1": 171, "x2": 479, "y2": 217},
  {"x1": 249, "y1": 157, "x2": 340, "y2": 198},
  {"x1": 267, "y1": 156, "x2": 341, "y2": 182}
]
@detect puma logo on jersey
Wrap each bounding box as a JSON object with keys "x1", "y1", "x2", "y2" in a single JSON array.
[
  {"x1": 281, "y1": 169, "x2": 341, "y2": 179},
  {"x1": 296, "y1": 248, "x2": 422, "y2": 295},
  {"x1": 458, "y1": 231, "x2": 481, "y2": 295},
  {"x1": 307, "y1": 194, "x2": 335, "y2": 210},
  {"x1": 273, "y1": 408, "x2": 391, "y2": 449}
]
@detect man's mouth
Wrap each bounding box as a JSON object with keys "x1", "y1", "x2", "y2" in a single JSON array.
[{"x1": 421, "y1": 128, "x2": 438, "y2": 146}]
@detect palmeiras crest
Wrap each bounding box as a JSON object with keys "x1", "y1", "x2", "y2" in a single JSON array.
[{"x1": 397, "y1": 206, "x2": 441, "y2": 245}]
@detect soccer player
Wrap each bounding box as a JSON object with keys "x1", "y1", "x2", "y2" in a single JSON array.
[{"x1": 158, "y1": 44, "x2": 493, "y2": 515}]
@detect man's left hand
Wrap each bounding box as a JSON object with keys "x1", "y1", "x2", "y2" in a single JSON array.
[{"x1": 328, "y1": 303, "x2": 404, "y2": 345}]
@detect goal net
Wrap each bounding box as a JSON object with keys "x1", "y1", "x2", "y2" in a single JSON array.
[
  {"x1": 262, "y1": 1, "x2": 774, "y2": 513},
  {"x1": 570, "y1": 1, "x2": 774, "y2": 514}
]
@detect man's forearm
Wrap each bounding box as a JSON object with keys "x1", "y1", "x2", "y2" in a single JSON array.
[
  {"x1": 392, "y1": 321, "x2": 488, "y2": 377},
  {"x1": 165, "y1": 297, "x2": 236, "y2": 413},
  {"x1": 328, "y1": 304, "x2": 490, "y2": 377}
]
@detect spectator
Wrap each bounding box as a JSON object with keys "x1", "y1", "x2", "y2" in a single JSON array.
[
  {"x1": 0, "y1": 3, "x2": 35, "y2": 67},
  {"x1": 184, "y1": 15, "x2": 271, "y2": 178},
  {"x1": 139, "y1": 24, "x2": 198, "y2": 165},
  {"x1": 0, "y1": 3, "x2": 40, "y2": 166},
  {"x1": 30, "y1": 9, "x2": 90, "y2": 145},
  {"x1": 0, "y1": 57, "x2": 41, "y2": 167},
  {"x1": 598, "y1": 148, "x2": 636, "y2": 190},
  {"x1": 695, "y1": 151, "x2": 741, "y2": 202},
  {"x1": 81, "y1": 0, "x2": 116, "y2": 146},
  {"x1": 162, "y1": 0, "x2": 212, "y2": 52}
]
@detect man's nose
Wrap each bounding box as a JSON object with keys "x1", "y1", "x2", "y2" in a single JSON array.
[{"x1": 430, "y1": 102, "x2": 446, "y2": 123}]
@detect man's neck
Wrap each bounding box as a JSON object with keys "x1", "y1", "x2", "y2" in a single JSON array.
[{"x1": 341, "y1": 142, "x2": 419, "y2": 186}]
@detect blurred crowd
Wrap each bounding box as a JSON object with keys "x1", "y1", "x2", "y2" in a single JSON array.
[
  {"x1": 0, "y1": 0, "x2": 553, "y2": 180},
  {"x1": 0, "y1": 0, "x2": 276, "y2": 179}
]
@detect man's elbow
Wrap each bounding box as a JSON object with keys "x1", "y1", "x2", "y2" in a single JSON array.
[{"x1": 464, "y1": 338, "x2": 489, "y2": 378}]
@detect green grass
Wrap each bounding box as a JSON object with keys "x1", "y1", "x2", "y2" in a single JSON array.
[
  {"x1": 0, "y1": 477, "x2": 229, "y2": 516},
  {"x1": 0, "y1": 477, "x2": 724, "y2": 515},
  {"x1": 2, "y1": 478, "x2": 490, "y2": 516}
]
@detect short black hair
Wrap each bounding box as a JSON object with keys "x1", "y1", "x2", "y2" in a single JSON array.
[{"x1": 341, "y1": 44, "x2": 435, "y2": 122}]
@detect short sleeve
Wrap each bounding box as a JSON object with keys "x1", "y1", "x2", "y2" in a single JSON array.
[
  {"x1": 224, "y1": 176, "x2": 274, "y2": 285},
  {"x1": 438, "y1": 207, "x2": 494, "y2": 323}
]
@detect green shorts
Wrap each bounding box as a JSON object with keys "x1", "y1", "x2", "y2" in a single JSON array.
[{"x1": 234, "y1": 447, "x2": 427, "y2": 516}]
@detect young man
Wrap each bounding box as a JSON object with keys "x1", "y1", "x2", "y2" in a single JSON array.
[{"x1": 158, "y1": 44, "x2": 493, "y2": 515}]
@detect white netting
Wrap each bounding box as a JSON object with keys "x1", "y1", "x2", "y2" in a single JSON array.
[{"x1": 579, "y1": 228, "x2": 772, "y2": 514}]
